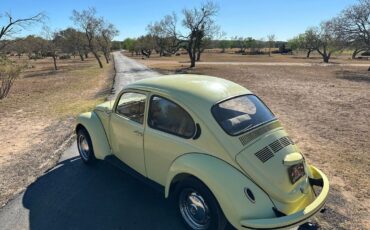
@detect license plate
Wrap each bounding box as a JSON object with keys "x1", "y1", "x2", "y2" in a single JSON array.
[{"x1": 288, "y1": 163, "x2": 305, "y2": 184}]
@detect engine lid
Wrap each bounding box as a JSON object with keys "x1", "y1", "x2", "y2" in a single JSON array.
[{"x1": 235, "y1": 129, "x2": 315, "y2": 214}]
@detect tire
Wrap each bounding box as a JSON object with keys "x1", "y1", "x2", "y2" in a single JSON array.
[
  {"x1": 174, "y1": 177, "x2": 227, "y2": 230},
  {"x1": 76, "y1": 127, "x2": 96, "y2": 164}
]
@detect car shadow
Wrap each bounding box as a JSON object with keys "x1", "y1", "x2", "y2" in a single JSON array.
[{"x1": 22, "y1": 156, "x2": 186, "y2": 230}]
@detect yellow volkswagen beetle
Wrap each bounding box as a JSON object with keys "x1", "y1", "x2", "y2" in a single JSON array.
[{"x1": 76, "y1": 74, "x2": 329, "y2": 230}]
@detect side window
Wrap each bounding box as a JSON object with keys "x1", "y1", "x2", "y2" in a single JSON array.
[
  {"x1": 116, "y1": 92, "x2": 146, "y2": 124},
  {"x1": 148, "y1": 96, "x2": 195, "y2": 138}
]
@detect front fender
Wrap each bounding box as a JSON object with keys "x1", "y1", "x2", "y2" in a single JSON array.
[
  {"x1": 165, "y1": 153, "x2": 275, "y2": 229},
  {"x1": 76, "y1": 112, "x2": 112, "y2": 160}
]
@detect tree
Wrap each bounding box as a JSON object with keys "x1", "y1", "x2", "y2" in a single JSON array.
[
  {"x1": 59, "y1": 28, "x2": 88, "y2": 61},
  {"x1": 288, "y1": 29, "x2": 317, "y2": 58},
  {"x1": 234, "y1": 37, "x2": 255, "y2": 54},
  {"x1": 122, "y1": 38, "x2": 137, "y2": 56},
  {"x1": 22, "y1": 35, "x2": 48, "y2": 59},
  {"x1": 219, "y1": 40, "x2": 230, "y2": 53},
  {"x1": 335, "y1": 0, "x2": 370, "y2": 66},
  {"x1": 97, "y1": 21, "x2": 119, "y2": 63},
  {"x1": 136, "y1": 35, "x2": 156, "y2": 58},
  {"x1": 314, "y1": 21, "x2": 347, "y2": 63},
  {"x1": 0, "y1": 12, "x2": 44, "y2": 99},
  {"x1": 71, "y1": 8, "x2": 104, "y2": 68},
  {"x1": 181, "y1": 1, "x2": 219, "y2": 67},
  {"x1": 267, "y1": 34, "x2": 275, "y2": 56},
  {"x1": 43, "y1": 27, "x2": 62, "y2": 70},
  {"x1": 147, "y1": 13, "x2": 181, "y2": 56},
  {"x1": 0, "y1": 12, "x2": 45, "y2": 51}
]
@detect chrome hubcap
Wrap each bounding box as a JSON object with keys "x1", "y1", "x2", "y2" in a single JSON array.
[
  {"x1": 179, "y1": 189, "x2": 210, "y2": 230},
  {"x1": 78, "y1": 135, "x2": 90, "y2": 160}
]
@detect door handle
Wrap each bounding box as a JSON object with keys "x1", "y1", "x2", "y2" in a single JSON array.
[{"x1": 133, "y1": 130, "x2": 143, "y2": 136}]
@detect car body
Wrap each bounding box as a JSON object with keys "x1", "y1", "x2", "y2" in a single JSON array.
[{"x1": 76, "y1": 74, "x2": 329, "y2": 230}]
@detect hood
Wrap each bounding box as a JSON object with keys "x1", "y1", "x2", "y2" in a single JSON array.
[{"x1": 235, "y1": 124, "x2": 315, "y2": 214}]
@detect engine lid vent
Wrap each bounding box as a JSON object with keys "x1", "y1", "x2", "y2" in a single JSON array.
[
  {"x1": 255, "y1": 146, "x2": 274, "y2": 163},
  {"x1": 254, "y1": 136, "x2": 295, "y2": 163}
]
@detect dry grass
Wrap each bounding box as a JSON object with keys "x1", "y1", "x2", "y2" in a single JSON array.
[
  {"x1": 125, "y1": 49, "x2": 370, "y2": 64},
  {"x1": 0, "y1": 56, "x2": 113, "y2": 207},
  {"x1": 137, "y1": 55, "x2": 370, "y2": 230}
]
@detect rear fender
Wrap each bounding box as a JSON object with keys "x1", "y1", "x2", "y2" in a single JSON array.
[
  {"x1": 76, "y1": 112, "x2": 112, "y2": 160},
  {"x1": 165, "y1": 153, "x2": 275, "y2": 229}
]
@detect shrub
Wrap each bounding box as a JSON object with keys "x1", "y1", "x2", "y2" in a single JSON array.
[
  {"x1": 59, "y1": 54, "x2": 71, "y2": 59},
  {"x1": 0, "y1": 59, "x2": 21, "y2": 100}
]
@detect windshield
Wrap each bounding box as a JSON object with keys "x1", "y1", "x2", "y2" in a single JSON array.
[{"x1": 211, "y1": 95, "x2": 276, "y2": 136}]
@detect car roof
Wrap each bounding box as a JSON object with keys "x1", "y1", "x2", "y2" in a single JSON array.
[{"x1": 126, "y1": 74, "x2": 252, "y2": 107}]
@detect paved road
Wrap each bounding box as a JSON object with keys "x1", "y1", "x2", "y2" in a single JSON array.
[
  {"x1": 0, "y1": 52, "x2": 307, "y2": 230},
  {"x1": 0, "y1": 52, "x2": 189, "y2": 230}
]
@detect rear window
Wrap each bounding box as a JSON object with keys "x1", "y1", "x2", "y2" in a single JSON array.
[{"x1": 211, "y1": 95, "x2": 275, "y2": 136}]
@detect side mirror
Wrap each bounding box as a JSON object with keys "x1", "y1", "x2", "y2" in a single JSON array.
[{"x1": 193, "y1": 123, "x2": 201, "y2": 140}]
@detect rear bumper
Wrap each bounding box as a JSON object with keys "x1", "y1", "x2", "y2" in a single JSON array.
[{"x1": 240, "y1": 165, "x2": 329, "y2": 229}]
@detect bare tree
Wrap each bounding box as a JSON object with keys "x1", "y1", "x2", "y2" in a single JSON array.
[
  {"x1": 97, "y1": 21, "x2": 119, "y2": 63},
  {"x1": 43, "y1": 27, "x2": 61, "y2": 70},
  {"x1": 0, "y1": 12, "x2": 44, "y2": 100},
  {"x1": 181, "y1": 1, "x2": 219, "y2": 67},
  {"x1": 147, "y1": 13, "x2": 181, "y2": 56},
  {"x1": 314, "y1": 21, "x2": 347, "y2": 63},
  {"x1": 267, "y1": 34, "x2": 275, "y2": 56},
  {"x1": 335, "y1": 0, "x2": 370, "y2": 67},
  {"x1": 0, "y1": 12, "x2": 45, "y2": 51},
  {"x1": 71, "y1": 8, "x2": 104, "y2": 68}
]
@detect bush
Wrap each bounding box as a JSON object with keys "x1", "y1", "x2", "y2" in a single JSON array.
[
  {"x1": 59, "y1": 54, "x2": 71, "y2": 59},
  {"x1": 0, "y1": 59, "x2": 21, "y2": 100},
  {"x1": 361, "y1": 51, "x2": 370, "y2": 56}
]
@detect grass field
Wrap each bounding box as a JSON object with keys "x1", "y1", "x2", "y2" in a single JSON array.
[
  {"x1": 131, "y1": 51, "x2": 370, "y2": 230},
  {"x1": 0, "y1": 56, "x2": 113, "y2": 207}
]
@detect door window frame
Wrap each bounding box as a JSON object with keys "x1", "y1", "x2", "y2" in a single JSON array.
[
  {"x1": 147, "y1": 94, "x2": 196, "y2": 139},
  {"x1": 113, "y1": 89, "x2": 149, "y2": 125}
]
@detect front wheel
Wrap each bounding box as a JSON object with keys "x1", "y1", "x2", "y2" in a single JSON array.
[
  {"x1": 77, "y1": 127, "x2": 96, "y2": 164},
  {"x1": 175, "y1": 177, "x2": 227, "y2": 230}
]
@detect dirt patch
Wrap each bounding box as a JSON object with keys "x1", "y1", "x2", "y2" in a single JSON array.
[
  {"x1": 0, "y1": 56, "x2": 114, "y2": 207},
  {"x1": 139, "y1": 58, "x2": 370, "y2": 229}
]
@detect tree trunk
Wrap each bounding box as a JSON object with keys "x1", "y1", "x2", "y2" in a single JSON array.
[
  {"x1": 306, "y1": 49, "x2": 312, "y2": 58},
  {"x1": 322, "y1": 53, "x2": 331, "y2": 63},
  {"x1": 190, "y1": 56, "x2": 196, "y2": 67},
  {"x1": 104, "y1": 52, "x2": 109, "y2": 64},
  {"x1": 92, "y1": 51, "x2": 103, "y2": 68},
  {"x1": 196, "y1": 50, "x2": 201, "y2": 61},
  {"x1": 188, "y1": 49, "x2": 196, "y2": 68},
  {"x1": 269, "y1": 48, "x2": 271, "y2": 57},
  {"x1": 352, "y1": 48, "x2": 363, "y2": 59},
  {"x1": 85, "y1": 52, "x2": 88, "y2": 58},
  {"x1": 52, "y1": 55, "x2": 58, "y2": 70}
]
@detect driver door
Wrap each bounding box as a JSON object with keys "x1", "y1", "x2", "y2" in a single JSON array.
[{"x1": 110, "y1": 91, "x2": 147, "y2": 176}]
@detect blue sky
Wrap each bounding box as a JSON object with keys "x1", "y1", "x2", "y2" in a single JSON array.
[{"x1": 0, "y1": 0, "x2": 357, "y2": 41}]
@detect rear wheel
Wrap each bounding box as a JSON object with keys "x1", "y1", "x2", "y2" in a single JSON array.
[
  {"x1": 175, "y1": 177, "x2": 227, "y2": 230},
  {"x1": 77, "y1": 127, "x2": 96, "y2": 164}
]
